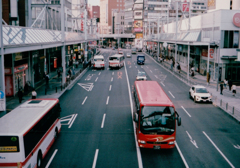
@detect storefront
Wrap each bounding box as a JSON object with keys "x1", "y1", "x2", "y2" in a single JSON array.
[{"x1": 5, "y1": 64, "x2": 28, "y2": 97}]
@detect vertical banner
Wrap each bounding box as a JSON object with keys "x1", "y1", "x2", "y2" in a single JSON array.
[
  {"x1": 54, "y1": 58, "x2": 57, "y2": 68},
  {"x1": 81, "y1": 12, "x2": 84, "y2": 31}
]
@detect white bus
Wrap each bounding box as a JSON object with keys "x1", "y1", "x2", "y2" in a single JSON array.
[
  {"x1": 108, "y1": 54, "x2": 125, "y2": 69},
  {"x1": 0, "y1": 98, "x2": 61, "y2": 168},
  {"x1": 93, "y1": 55, "x2": 105, "y2": 70}
]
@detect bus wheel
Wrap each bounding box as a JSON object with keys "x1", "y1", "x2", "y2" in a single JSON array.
[
  {"x1": 54, "y1": 128, "x2": 59, "y2": 139},
  {"x1": 37, "y1": 151, "x2": 42, "y2": 168}
]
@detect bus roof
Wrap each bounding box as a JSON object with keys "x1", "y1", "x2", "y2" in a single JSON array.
[
  {"x1": 135, "y1": 81, "x2": 174, "y2": 107},
  {"x1": 109, "y1": 54, "x2": 123, "y2": 58},
  {"x1": 94, "y1": 55, "x2": 104, "y2": 59},
  {"x1": 0, "y1": 99, "x2": 59, "y2": 136}
]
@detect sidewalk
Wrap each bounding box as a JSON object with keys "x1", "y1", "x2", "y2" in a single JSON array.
[
  {"x1": 0, "y1": 63, "x2": 88, "y2": 118},
  {"x1": 145, "y1": 52, "x2": 240, "y2": 122}
]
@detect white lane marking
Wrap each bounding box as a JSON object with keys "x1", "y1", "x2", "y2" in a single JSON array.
[
  {"x1": 175, "y1": 142, "x2": 189, "y2": 168},
  {"x1": 150, "y1": 70, "x2": 152, "y2": 73},
  {"x1": 92, "y1": 149, "x2": 99, "y2": 168},
  {"x1": 160, "y1": 82, "x2": 165, "y2": 87},
  {"x1": 109, "y1": 85, "x2": 112, "y2": 91},
  {"x1": 203, "y1": 131, "x2": 235, "y2": 168},
  {"x1": 124, "y1": 62, "x2": 143, "y2": 168},
  {"x1": 112, "y1": 72, "x2": 114, "y2": 75},
  {"x1": 78, "y1": 83, "x2": 94, "y2": 92},
  {"x1": 99, "y1": 72, "x2": 101, "y2": 75},
  {"x1": 45, "y1": 149, "x2": 58, "y2": 168},
  {"x1": 82, "y1": 96, "x2": 88, "y2": 105},
  {"x1": 168, "y1": 91, "x2": 175, "y2": 98},
  {"x1": 106, "y1": 96, "x2": 109, "y2": 105},
  {"x1": 233, "y1": 144, "x2": 240, "y2": 149},
  {"x1": 146, "y1": 66, "x2": 149, "y2": 68},
  {"x1": 101, "y1": 114, "x2": 106, "y2": 128},
  {"x1": 186, "y1": 131, "x2": 198, "y2": 148},
  {"x1": 154, "y1": 75, "x2": 158, "y2": 79},
  {"x1": 95, "y1": 77, "x2": 98, "y2": 82},
  {"x1": 68, "y1": 114, "x2": 78, "y2": 128},
  {"x1": 111, "y1": 77, "x2": 113, "y2": 82},
  {"x1": 181, "y1": 106, "x2": 191, "y2": 117}
]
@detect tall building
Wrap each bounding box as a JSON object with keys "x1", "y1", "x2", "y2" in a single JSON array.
[
  {"x1": 112, "y1": 10, "x2": 125, "y2": 34},
  {"x1": 100, "y1": 0, "x2": 125, "y2": 34},
  {"x1": 124, "y1": 0, "x2": 134, "y2": 33}
]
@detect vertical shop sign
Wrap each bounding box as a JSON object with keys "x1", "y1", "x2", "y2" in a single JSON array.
[
  {"x1": 54, "y1": 58, "x2": 57, "y2": 68},
  {"x1": 0, "y1": 90, "x2": 6, "y2": 111}
]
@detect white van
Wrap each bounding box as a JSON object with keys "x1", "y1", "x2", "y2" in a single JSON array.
[{"x1": 93, "y1": 55, "x2": 105, "y2": 69}]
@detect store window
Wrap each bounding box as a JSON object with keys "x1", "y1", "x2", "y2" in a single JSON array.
[{"x1": 223, "y1": 30, "x2": 239, "y2": 48}]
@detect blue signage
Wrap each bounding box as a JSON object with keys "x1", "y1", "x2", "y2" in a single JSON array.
[{"x1": 0, "y1": 91, "x2": 4, "y2": 99}]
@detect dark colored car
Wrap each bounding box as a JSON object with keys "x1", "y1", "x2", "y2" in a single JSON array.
[{"x1": 137, "y1": 55, "x2": 145, "y2": 65}]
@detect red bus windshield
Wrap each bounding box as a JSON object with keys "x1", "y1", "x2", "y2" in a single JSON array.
[{"x1": 140, "y1": 106, "x2": 175, "y2": 135}]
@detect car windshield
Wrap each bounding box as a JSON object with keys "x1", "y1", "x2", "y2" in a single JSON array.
[
  {"x1": 196, "y1": 88, "x2": 208, "y2": 93},
  {"x1": 140, "y1": 106, "x2": 175, "y2": 135},
  {"x1": 138, "y1": 72, "x2": 146, "y2": 76},
  {"x1": 132, "y1": 48, "x2": 136, "y2": 51},
  {"x1": 94, "y1": 59, "x2": 104, "y2": 62},
  {"x1": 109, "y1": 57, "x2": 119, "y2": 61},
  {"x1": 138, "y1": 57, "x2": 144, "y2": 60},
  {"x1": 127, "y1": 53, "x2": 130, "y2": 55}
]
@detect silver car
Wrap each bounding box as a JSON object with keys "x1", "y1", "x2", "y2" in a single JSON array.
[
  {"x1": 136, "y1": 71, "x2": 147, "y2": 81},
  {"x1": 126, "y1": 53, "x2": 131, "y2": 58}
]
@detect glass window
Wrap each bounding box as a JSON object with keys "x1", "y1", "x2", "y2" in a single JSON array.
[
  {"x1": 223, "y1": 30, "x2": 239, "y2": 48},
  {"x1": 140, "y1": 106, "x2": 175, "y2": 135}
]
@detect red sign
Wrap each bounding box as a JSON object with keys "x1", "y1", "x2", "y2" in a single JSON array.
[
  {"x1": 233, "y1": 13, "x2": 240, "y2": 27},
  {"x1": 201, "y1": 48, "x2": 214, "y2": 58},
  {"x1": 182, "y1": 3, "x2": 189, "y2": 12},
  {"x1": 54, "y1": 58, "x2": 57, "y2": 68},
  {"x1": 81, "y1": 12, "x2": 84, "y2": 31}
]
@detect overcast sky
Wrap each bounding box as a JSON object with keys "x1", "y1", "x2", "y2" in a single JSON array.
[{"x1": 88, "y1": 0, "x2": 100, "y2": 6}]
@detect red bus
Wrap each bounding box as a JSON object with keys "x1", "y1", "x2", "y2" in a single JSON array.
[
  {"x1": 0, "y1": 98, "x2": 61, "y2": 168},
  {"x1": 133, "y1": 81, "x2": 181, "y2": 149}
]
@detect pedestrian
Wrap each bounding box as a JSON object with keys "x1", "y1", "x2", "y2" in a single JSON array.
[
  {"x1": 220, "y1": 83, "x2": 224, "y2": 95},
  {"x1": 18, "y1": 88, "x2": 23, "y2": 103},
  {"x1": 31, "y1": 88, "x2": 37, "y2": 99},
  {"x1": 232, "y1": 84, "x2": 236, "y2": 96},
  {"x1": 68, "y1": 69, "x2": 72, "y2": 78},
  {"x1": 224, "y1": 79, "x2": 228, "y2": 89},
  {"x1": 228, "y1": 79, "x2": 233, "y2": 91},
  {"x1": 57, "y1": 68, "x2": 61, "y2": 79},
  {"x1": 177, "y1": 62, "x2": 181, "y2": 73}
]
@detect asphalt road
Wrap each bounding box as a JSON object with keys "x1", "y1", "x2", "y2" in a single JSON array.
[{"x1": 42, "y1": 49, "x2": 240, "y2": 168}]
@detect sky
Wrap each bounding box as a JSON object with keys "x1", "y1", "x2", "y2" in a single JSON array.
[{"x1": 88, "y1": 0, "x2": 100, "y2": 6}]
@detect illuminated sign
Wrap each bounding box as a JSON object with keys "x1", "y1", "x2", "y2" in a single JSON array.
[{"x1": 0, "y1": 146, "x2": 17, "y2": 152}]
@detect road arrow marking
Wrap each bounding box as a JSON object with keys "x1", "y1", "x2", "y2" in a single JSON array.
[
  {"x1": 233, "y1": 144, "x2": 240, "y2": 149},
  {"x1": 186, "y1": 131, "x2": 198, "y2": 148},
  {"x1": 77, "y1": 83, "x2": 94, "y2": 91}
]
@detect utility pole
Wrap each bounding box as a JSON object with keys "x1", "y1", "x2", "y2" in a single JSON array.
[
  {"x1": 0, "y1": 0, "x2": 6, "y2": 112},
  {"x1": 84, "y1": 9, "x2": 88, "y2": 64},
  {"x1": 61, "y1": 0, "x2": 66, "y2": 86},
  {"x1": 175, "y1": 1, "x2": 178, "y2": 72}
]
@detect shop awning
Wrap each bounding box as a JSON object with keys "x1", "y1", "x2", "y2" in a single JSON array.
[{"x1": 182, "y1": 31, "x2": 201, "y2": 42}]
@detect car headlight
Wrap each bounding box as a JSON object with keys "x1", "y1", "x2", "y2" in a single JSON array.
[
  {"x1": 196, "y1": 96, "x2": 201, "y2": 99},
  {"x1": 168, "y1": 141, "x2": 175, "y2": 145},
  {"x1": 138, "y1": 140, "x2": 146, "y2": 144}
]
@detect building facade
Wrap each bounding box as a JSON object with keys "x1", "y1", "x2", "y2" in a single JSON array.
[{"x1": 100, "y1": 0, "x2": 124, "y2": 34}]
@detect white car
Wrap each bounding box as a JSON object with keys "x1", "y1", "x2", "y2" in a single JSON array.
[
  {"x1": 126, "y1": 53, "x2": 131, "y2": 58},
  {"x1": 189, "y1": 85, "x2": 212, "y2": 103},
  {"x1": 136, "y1": 71, "x2": 147, "y2": 81}
]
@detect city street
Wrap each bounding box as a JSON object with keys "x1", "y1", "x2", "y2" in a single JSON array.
[{"x1": 41, "y1": 49, "x2": 240, "y2": 168}]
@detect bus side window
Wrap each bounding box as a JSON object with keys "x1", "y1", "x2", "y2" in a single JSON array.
[{"x1": 134, "y1": 89, "x2": 140, "y2": 114}]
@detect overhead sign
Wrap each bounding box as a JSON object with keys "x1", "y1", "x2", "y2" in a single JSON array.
[
  {"x1": 134, "y1": 20, "x2": 143, "y2": 28},
  {"x1": 134, "y1": 10, "x2": 143, "y2": 19},
  {"x1": 134, "y1": 4, "x2": 143, "y2": 10},
  {"x1": 233, "y1": 13, "x2": 240, "y2": 28},
  {"x1": 182, "y1": 3, "x2": 189, "y2": 12}
]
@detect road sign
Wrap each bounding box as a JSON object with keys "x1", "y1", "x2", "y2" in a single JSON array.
[{"x1": 0, "y1": 91, "x2": 4, "y2": 99}]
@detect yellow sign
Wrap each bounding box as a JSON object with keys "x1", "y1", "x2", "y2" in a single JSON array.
[
  {"x1": 0, "y1": 146, "x2": 17, "y2": 152},
  {"x1": 135, "y1": 33, "x2": 143, "y2": 39}
]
